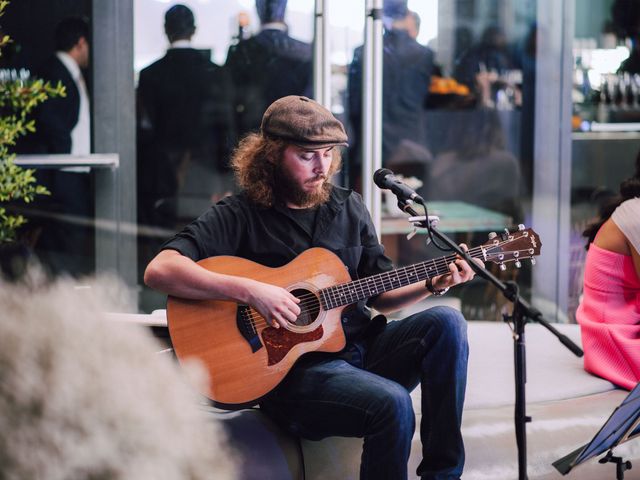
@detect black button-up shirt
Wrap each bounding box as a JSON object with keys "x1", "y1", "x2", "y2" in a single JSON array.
[{"x1": 162, "y1": 185, "x2": 394, "y2": 340}]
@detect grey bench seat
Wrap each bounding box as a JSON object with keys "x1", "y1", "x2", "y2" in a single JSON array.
[{"x1": 109, "y1": 311, "x2": 640, "y2": 479}]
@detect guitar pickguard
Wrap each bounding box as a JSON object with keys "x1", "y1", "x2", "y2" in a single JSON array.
[
  {"x1": 262, "y1": 325, "x2": 324, "y2": 365},
  {"x1": 236, "y1": 306, "x2": 263, "y2": 353}
]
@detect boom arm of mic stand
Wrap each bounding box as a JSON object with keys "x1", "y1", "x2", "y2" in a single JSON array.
[
  {"x1": 398, "y1": 199, "x2": 583, "y2": 358},
  {"x1": 517, "y1": 300, "x2": 584, "y2": 357}
]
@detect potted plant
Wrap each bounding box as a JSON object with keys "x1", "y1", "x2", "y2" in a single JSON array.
[{"x1": 0, "y1": 0, "x2": 64, "y2": 278}]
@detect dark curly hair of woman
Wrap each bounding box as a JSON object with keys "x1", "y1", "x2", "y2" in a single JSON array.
[{"x1": 583, "y1": 149, "x2": 640, "y2": 248}]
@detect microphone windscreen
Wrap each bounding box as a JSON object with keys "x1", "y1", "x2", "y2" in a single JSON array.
[{"x1": 373, "y1": 168, "x2": 394, "y2": 188}]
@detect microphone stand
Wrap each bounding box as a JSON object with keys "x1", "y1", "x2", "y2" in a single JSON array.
[{"x1": 396, "y1": 198, "x2": 583, "y2": 480}]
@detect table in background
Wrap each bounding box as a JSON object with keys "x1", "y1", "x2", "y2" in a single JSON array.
[{"x1": 381, "y1": 201, "x2": 513, "y2": 261}]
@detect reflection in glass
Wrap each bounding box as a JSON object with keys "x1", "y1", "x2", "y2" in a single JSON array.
[
  {"x1": 131, "y1": 0, "x2": 539, "y2": 317},
  {"x1": 135, "y1": 3, "x2": 236, "y2": 311},
  {"x1": 347, "y1": 2, "x2": 435, "y2": 191},
  {"x1": 134, "y1": 0, "x2": 315, "y2": 311},
  {"x1": 340, "y1": 0, "x2": 537, "y2": 320},
  {"x1": 225, "y1": 0, "x2": 313, "y2": 141},
  {"x1": 9, "y1": 7, "x2": 95, "y2": 278}
]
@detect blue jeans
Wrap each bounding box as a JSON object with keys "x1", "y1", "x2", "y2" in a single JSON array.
[{"x1": 261, "y1": 306, "x2": 469, "y2": 480}]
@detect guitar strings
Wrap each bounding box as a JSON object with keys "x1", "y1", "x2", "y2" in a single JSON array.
[
  {"x1": 242, "y1": 240, "x2": 534, "y2": 328},
  {"x1": 242, "y1": 245, "x2": 486, "y2": 327},
  {"x1": 245, "y1": 250, "x2": 526, "y2": 328},
  {"x1": 243, "y1": 249, "x2": 532, "y2": 329},
  {"x1": 243, "y1": 244, "x2": 535, "y2": 328}
]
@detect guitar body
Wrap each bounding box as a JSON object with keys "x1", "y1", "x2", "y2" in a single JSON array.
[
  {"x1": 167, "y1": 248, "x2": 351, "y2": 409},
  {"x1": 167, "y1": 226, "x2": 542, "y2": 409}
]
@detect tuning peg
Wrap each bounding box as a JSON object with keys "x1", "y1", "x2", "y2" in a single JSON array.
[
  {"x1": 530, "y1": 258, "x2": 536, "y2": 265},
  {"x1": 499, "y1": 263, "x2": 507, "y2": 271},
  {"x1": 504, "y1": 228, "x2": 510, "y2": 235},
  {"x1": 515, "y1": 260, "x2": 522, "y2": 268},
  {"x1": 488, "y1": 232, "x2": 497, "y2": 239},
  {"x1": 518, "y1": 224, "x2": 525, "y2": 231}
]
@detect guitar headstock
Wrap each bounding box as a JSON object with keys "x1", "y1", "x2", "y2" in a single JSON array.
[{"x1": 481, "y1": 225, "x2": 542, "y2": 270}]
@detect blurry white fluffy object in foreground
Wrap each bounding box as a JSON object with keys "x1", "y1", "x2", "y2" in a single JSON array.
[{"x1": 0, "y1": 272, "x2": 238, "y2": 480}]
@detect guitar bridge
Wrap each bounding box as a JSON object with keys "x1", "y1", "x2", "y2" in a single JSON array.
[{"x1": 236, "y1": 305, "x2": 263, "y2": 353}]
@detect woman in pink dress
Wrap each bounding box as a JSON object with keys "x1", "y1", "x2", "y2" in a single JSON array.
[{"x1": 577, "y1": 154, "x2": 640, "y2": 390}]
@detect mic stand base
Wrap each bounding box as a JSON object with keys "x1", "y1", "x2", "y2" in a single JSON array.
[{"x1": 599, "y1": 450, "x2": 633, "y2": 480}]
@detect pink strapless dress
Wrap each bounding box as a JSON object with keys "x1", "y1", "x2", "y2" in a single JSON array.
[{"x1": 576, "y1": 244, "x2": 640, "y2": 390}]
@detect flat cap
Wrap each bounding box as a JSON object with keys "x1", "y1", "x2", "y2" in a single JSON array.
[{"x1": 261, "y1": 96, "x2": 348, "y2": 150}]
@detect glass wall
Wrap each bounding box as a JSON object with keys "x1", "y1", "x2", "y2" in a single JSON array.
[
  {"x1": 4, "y1": 0, "x2": 579, "y2": 324},
  {"x1": 133, "y1": 0, "x2": 316, "y2": 310},
  {"x1": 335, "y1": 0, "x2": 538, "y2": 321},
  {"x1": 5, "y1": 0, "x2": 96, "y2": 278},
  {"x1": 5, "y1": 0, "x2": 135, "y2": 290},
  {"x1": 133, "y1": 0, "x2": 541, "y2": 319}
]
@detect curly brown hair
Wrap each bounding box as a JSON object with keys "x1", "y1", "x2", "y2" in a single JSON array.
[{"x1": 231, "y1": 133, "x2": 342, "y2": 208}]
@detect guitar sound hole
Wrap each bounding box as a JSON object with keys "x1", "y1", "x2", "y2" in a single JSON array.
[{"x1": 290, "y1": 288, "x2": 320, "y2": 327}]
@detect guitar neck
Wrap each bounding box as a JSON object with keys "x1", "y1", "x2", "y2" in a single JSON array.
[{"x1": 320, "y1": 247, "x2": 485, "y2": 310}]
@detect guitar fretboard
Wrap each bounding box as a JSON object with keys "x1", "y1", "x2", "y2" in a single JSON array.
[{"x1": 319, "y1": 249, "x2": 484, "y2": 310}]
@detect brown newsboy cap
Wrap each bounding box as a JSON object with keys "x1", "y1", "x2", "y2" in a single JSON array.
[{"x1": 261, "y1": 96, "x2": 349, "y2": 149}]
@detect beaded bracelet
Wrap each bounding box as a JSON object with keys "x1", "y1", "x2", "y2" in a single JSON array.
[{"x1": 425, "y1": 277, "x2": 450, "y2": 296}]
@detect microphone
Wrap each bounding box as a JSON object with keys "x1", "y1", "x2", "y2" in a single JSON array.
[{"x1": 373, "y1": 168, "x2": 424, "y2": 203}]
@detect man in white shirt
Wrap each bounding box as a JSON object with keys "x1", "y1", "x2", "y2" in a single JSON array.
[
  {"x1": 34, "y1": 16, "x2": 90, "y2": 154},
  {"x1": 31, "y1": 17, "x2": 94, "y2": 277}
]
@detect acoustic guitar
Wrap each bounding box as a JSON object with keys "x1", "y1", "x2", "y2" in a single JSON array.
[{"x1": 167, "y1": 226, "x2": 541, "y2": 409}]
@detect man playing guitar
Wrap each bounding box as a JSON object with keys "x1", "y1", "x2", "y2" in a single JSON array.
[{"x1": 145, "y1": 95, "x2": 480, "y2": 480}]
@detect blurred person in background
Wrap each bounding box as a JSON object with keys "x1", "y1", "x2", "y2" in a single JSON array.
[
  {"x1": 136, "y1": 3, "x2": 235, "y2": 294},
  {"x1": 406, "y1": 10, "x2": 420, "y2": 40},
  {"x1": 225, "y1": 0, "x2": 312, "y2": 141},
  {"x1": 426, "y1": 108, "x2": 522, "y2": 223},
  {"x1": 29, "y1": 16, "x2": 90, "y2": 155},
  {"x1": 24, "y1": 16, "x2": 94, "y2": 277},
  {"x1": 453, "y1": 25, "x2": 515, "y2": 107},
  {"x1": 348, "y1": 0, "x2": 435, "y2": 191},
  {"x1": 137, "y1": 3, "x2": 234, "y2": 230}
]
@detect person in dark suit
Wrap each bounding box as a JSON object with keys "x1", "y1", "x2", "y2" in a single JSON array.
[
  {"x1": 136, "y1": 4, "x2": 235, "y2": 302},
  {"x1": 29, "y1": 16, "x2": 91, "y2": 154},
  {"x1": 225, "y1": 0, "x2": 313, "y2": 140},
  {"x1": 136, "y1": 3, "x2": 234, "y2": 228},
  {"x1": 26, "y1": 17, "x2": 94, "y2": 277},
  {"x1": 452, "y1": 25, "x2": 514, "y2": 106},
  {"x1": 347, "y1": 0, "x2": 435, "y2": 190}
]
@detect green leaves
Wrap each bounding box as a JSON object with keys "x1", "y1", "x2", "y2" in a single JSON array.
[
  {"x1": 0, "y1": 155, "x2": 50, "y2": 202},
  {"x1": 0, "y1": 206, "x2": 27, "y2": 243},
  {"x1": 0, "y1": 155, "x2": 51, "y2": 242},
  {"x1": 0, "y1": 0, "x2": 59, "y2": 243},
  {"x1": 0, "y1": 78, "x2": 65, "y2": 119}
]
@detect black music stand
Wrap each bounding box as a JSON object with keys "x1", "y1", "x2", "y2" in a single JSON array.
[{"x1": 553, "y1": 382, "x2": 640, "y2": 479}]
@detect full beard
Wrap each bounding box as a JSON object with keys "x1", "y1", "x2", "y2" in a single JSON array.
[{"x1": 273, "y1": 164, "x2": 331, "y2": 208}]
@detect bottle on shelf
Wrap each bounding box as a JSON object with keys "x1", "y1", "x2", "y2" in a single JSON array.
[{"x1": 597, "y1": 74, "x2": 611, "y2": 122}]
